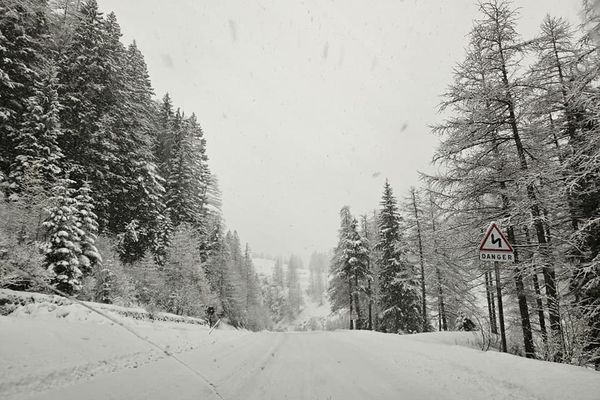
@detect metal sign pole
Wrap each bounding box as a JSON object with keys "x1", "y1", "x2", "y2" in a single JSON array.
[
  {"x1": 494, "y1": 261, "x2": 507, "y2": 353},
  {"x1": 208, "y1": 318, "x2": 221, "y2": 335}
]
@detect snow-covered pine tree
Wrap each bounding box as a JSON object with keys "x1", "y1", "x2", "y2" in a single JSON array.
[
  {"x1": 95, "y1": 267, "x2": 114, "y2": 304},
  {"x1": 243, "y1": 244, "x2": 270, "y2": 330},
  {"x1": 43, "y1": 178, "x2": 84, "y2": 295},
  {"x1": 204, "y1": 226, "x2": 245, "y2": 326},
  {"x1": 286, "y1": 254, "x2": 303, "y2": 317},
  {"x1": 421, "y1": 189, "x2": 449, "y2": 332},
  {"x1": 328, "y1": 207, "x2": 353, "y2": 314},
  {"x1": 404, "y1": 187, "x2": 429, "y2": 332},
  {"x1": 344, "y1": 217, "x2": 369, "y2": 329},
  {"x1": 197, "y1": 175, "x2": 224, "y2": 263},
  {"x1": 223, "y1": 230, "x2": 249, "y2": 325},
  {"x1": 428, "y1": 2, "x2": 543, "y2": 356},
  {"x1": 566, "y1": 2, "x2": 600, "y2": 369},
  {"x1": 328, "y1": 206, "x2": 369, "y2": 329},
  {"x1": 160, "y1": 225, "x2": 215, "y2": 316},
  {"x1": 155, "y1": 93, "x2": 175, "y2": 179},
  {"x1": 165, "y1": 112, "x2": 207, "y2": 229},
  {"x1": 0, "y1": 0, "x2": 49, "y2": 191},
  {"x1": 360, "y1": 214, "x2": 378, "y2": 330},
  {"x1": 74, "y1": 181, "x2": 101, "y2": 275},
  {"x1": 57, "y1": 0, "x2": 113, "y2": 176},
  {"x1": 8, "y1": 66, "x2": 63, "y2": 197},
  {"x1": 376, "y1": 180, "x2": 421, "y2": 334},
  {"x1": 308, "y1": 252, "x2": 327, "y2": 305},
  {"x1": 273, "y1": 257, "x2": 285, "y2": 287},
  {"x1": 56, "y1": 0, "x2": 132, "y2": 231},
  {"x1": 104, "y1": 40, "x2": 167, "y2": 263},
  {"x1": 267, "y1": 258, "x2": 288, "y2": 322},
  {"x1": 469, "y1": 0, "x2": 557, "y2": 358}
]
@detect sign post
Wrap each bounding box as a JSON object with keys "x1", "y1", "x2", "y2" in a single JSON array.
[
  {"x1": 350, "y1": 310, "x2": 358, "y2": 330},
  {"x1": 493, "y1": 261, "x2": 507, "y2": 353},
  {"x1": 206, "y1": 306, "x2": 215, "y2": 328},
  {"x1": 479, "y1": 222, "x2": 513, "y2": 353}
]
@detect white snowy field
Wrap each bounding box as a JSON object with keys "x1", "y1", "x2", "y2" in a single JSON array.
[
  {"x1": 2, "y1": 300, "x2": 600, "y2": 400},
  {"x1": 251, "y1": 257, "x2": 276, "y2": 278}
]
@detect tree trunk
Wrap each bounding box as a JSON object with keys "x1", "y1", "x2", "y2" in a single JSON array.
[
  {"x1": 348, "y1": 277, "x2": 354, "y2": 330},
  {"x1": 367, "y1": 278, "x2": 373, "y2": 330},
  {"x1": 506, "y1": 224, "x2": 536, "y2": 358},
  {"x1": 524, "y1": 226, "x2": 548, "y2": 348},
  {"x1": 485, "y1": 270, "x2": 498, "y2": 334},
  {"x1": 354, "y1": 275, "x2": 362, "y2": 329},
  {"x1": 361, "y1": 215, "x2": 373, "y2": 331},
  {"x1": 497, "y1": 34, "x2": 563, "y2": 360},
  {"x1": 411, "y1": 189, "x2": 428, "y2": 332},
  {"x1": 436, "y1": 266, "x2": 447, "y2": 331},
  {"x1": 428, "y1": 191, "x2": 447, "y2": 331},
  {"x1": 483, "y1": 55, "x2": 535, "y2": 357}
]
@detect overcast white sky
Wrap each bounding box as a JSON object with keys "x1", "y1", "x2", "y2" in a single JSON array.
[{"x1": 98, "y1": 0, "x2": 581, "y2": 262}]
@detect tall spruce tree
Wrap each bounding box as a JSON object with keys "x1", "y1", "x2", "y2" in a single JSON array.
[
  {"x1": 376, "y1": 181, "x2": 421, "y2": 333},
  {"x1": 57, "y1": 0, "x2": 117, "y2": 184},
  {"x1": 0, "y1": 0, "x2": 49, "y2": 191},
  {"x1": 8, "y1": 67, "x2": 64, "y2": 196},
  {"x1": 43, "y1": 178, "x2": 83, "y2": 295},
  {"x1": 74, "y1": 181, "x2": 101, "y2": 275},
  {"x1": 328, "y1": 206, "x2": 369, "y2": 328},
  {"x1": 286, "y1": 254, "x2": 303, "y2": 317}
]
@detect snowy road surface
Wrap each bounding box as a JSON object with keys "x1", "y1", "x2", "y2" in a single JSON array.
[{"x1": 3, "y1": 307, "x2": 600, "y2": 400}]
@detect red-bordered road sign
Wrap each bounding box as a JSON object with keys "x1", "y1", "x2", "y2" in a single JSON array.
[{"x1": 479, "y1": 222, "x2": 514, "y2": 253}]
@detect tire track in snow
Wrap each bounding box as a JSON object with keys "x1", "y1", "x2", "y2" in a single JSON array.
[
  {"x1": 1, "y1": 337, "x2": 217, "y2": 400},
  {"x1": 0, "y1": 349, "x2": 165, "y2": 399}
]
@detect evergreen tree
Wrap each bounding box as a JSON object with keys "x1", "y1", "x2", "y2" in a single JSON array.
[
  {"x1": 273, "y1": 257, "x2": 285, "y2": 287},
  {"x1": 57, "y1": 0, "x2": 115, "y2": 178},
  {"x1": 286, "y1": 254, "x2": 303, "y2": 317},
  {"x1": 404, "y1": 187, "x2": 430, "y2": 332},
  {"x1": 104, "y1": 40, "x2": 167, "y2": 263},
  {"x1": 159, "y1": 225, "x2": 214, "y2": 316},
  {"x1": 165, "y1": 113, "x2": 208, "y2": 229},
  {"x1": 328, "y1": 206, "x2": 369, "y2": 328},
  {"x1": 56, "y1": 0, "x2": 133, "y2": 232},
  {"x1": 43, "y1": 178, "x2": 83, "y2": 295},
  {"x1": 308, "y1": 252, "x2": 327, "y2": 305},
  {"x1": 376, "y1": 181, "x2": 421, "y2": 333},
  {"x1": 0, "y1": 0, "x2": 49, "y2": 184},
  {"x1": 329, "y1": 207, "x2": 353, "y2": 313},
  {"x1": 74, "y1": 181, "x2": 101, "y2": 275},
  {"x1": 8, "y1": 66, "x2": 63, "y2": 196},
  {"x1": 155, "y1": 93, "x2": 175, "y2": 179}
]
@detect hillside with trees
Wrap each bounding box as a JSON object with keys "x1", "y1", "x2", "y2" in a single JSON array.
[
  {"x1": 0, "y1": 0, "x2": 272, "y2": 330},
  {"x1": 327, "y1": 0, "x2": 600, "y2": 369}
]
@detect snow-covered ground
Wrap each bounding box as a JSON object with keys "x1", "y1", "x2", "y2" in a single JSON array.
[
  {"x1": 2, "y1": 294, "x2": 600, "y2": 400},
  {"x1": 274, "y1": 297, "x2": 333, "y2": 331},
  {"x1": 253, "y1": 256, "x2": 333, "y2": 331},
  {"x1": 251, "y1": 257, "x2": 276, "y2": 278}
]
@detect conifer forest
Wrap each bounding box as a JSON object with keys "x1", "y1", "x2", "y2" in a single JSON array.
[
  {"x1": 327, "y1": 0, "x2": 600, "y2": 370},
  {"x1": 1, "y1": 1, "x2": 600, "y2": 393}
]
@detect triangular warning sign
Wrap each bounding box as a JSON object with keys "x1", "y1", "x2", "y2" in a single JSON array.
[{"x1": 479, "y1": 222, "x2": 513, "y2": 253}]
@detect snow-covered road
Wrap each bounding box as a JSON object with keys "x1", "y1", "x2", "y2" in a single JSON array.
[
  {"x1": 2, "y1": 297, "x2": 599, "y2": 400},
  {"x1": 4, "y1": 314, "x2": 600, "y2": 400}
]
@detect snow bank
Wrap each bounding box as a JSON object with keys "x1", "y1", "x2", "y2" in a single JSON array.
[
  {"x1": 0, "y1": 291, "x2": 243, "y2": 400},
  {"x1": 407, "y1": 330, "x2": 493, "y2": 351},
  {"x1": 0, "y1": 289, "x2": 206, "y2": 325}
]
